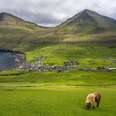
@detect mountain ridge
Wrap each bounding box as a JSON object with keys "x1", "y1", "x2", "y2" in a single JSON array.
[
  {"x1": 0, "y1": 9, "x2": 116, "y2": 51},
  {"x1": 0, "y1": 12, "x2": 46, "y2": 31},
  {"x1": 57, "y1": 9, "x2": 116, "y2": 34},
  {"x1": 1, "y1": 9, "x2": 116, "y2": 28},
  {"x1": 0, "y1": 9, "x2": 116, "y2": 30}
]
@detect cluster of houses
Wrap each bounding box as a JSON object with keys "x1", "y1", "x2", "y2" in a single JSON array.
[
  {"x1": 17, "y1": 60, "x2": 79, "y2": 72},
  {"x1": 17, "y1": 57, "x2": 116, "y2": 72}
]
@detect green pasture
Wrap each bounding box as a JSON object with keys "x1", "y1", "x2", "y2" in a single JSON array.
[
  {"x1": 0, "y1": 69, "x2": 116, "y2": 116},
  {"x1": 0, "y1": 86, "x2": 116, "y2": 116},
  {"x1": 0, "y1": 71, "x2": 115, "y2": 85},
  {"x1": 26, "y1": 44, "x2": 116, "y2": 68}
]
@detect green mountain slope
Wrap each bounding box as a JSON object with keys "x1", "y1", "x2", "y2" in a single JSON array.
[
  {"x1": 58, "y1": 9, "x2": 116, "y2": 33},
  {"x1": 0, "y1": 12, "x2": 43, "y2": 31},
  {"x1": 0, "y1": 12, "x2": 47, "y2": 51},
  {"x1": 25, "y1": 10, "x2": 116, "y2": 66},
  {"x1": 0, "y1": 10, "x2": 116, "y2": 51},
  {"x1": 54, "y1": 9, "x2": 116, "y2": 43}
]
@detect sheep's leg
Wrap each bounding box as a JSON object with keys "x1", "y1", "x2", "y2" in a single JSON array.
[
  {"x1": 97, "y1": 98, "x2": 100, "y2": 107},
  {"x1": 93, "y1": 96, "x2": 97, "y2": 108},
  {"x1": 91, "y1": 101, "x2": 95, "y2": 109},
  {"x1": 95, "y1": 96, "x2": 101, "y2": 107}
]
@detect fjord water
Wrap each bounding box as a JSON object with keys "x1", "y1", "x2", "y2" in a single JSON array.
[{"x1": 0, "y1": 52, "x2": 16, "y2": 70}]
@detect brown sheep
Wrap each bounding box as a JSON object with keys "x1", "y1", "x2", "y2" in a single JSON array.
[{"x1": 85, "y1": 92, "x2": 101, "y2": 109}]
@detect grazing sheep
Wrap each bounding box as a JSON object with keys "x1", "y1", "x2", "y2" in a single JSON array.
[{"x1": 85, "y1": 92, "x2": 101, "y2": 110}]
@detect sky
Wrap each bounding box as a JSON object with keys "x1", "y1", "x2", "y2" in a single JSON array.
[{"x1": 0, "y1": 0, "x2": 116, "y2": 27}]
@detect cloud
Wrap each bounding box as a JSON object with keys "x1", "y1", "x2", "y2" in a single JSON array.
[{"x1": 0, "y1": 0, "x2": 116, "y2": 27}]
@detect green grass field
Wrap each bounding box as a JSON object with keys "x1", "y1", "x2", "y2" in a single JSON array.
[
  {"x1": 0, "y1": 71, "x2": 116, "y2": 85},
  {"x1": 0, "y1": 86, "x2": 116, "y2": 116},
  {"x1": 0, "y1": 70, "x2": 116, "y2": 116}
]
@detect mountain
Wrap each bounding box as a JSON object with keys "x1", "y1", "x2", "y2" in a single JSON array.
[
  {"x1": 57, "y1": 9, "x2": 116, "y2": 33},
  {"x1": 0, "y1": 12, "x2": 46, "y2": 31},
  {"x1": 0, "y1": 10, "x2": 116, "y2": 52},
  {"x1": 53, "y1": 9, "x2": 116, "y2": 43},
  {"x1": 0, "y1": 12, "x2": 47, "y2": 51}
]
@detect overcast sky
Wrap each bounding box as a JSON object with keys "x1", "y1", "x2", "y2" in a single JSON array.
[{"x1": 0, "y1": 0, "x2": 116, "y2": 27}]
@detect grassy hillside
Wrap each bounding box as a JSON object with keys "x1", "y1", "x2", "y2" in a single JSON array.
[
  {"x1": 26, "y1": 44, "x2": 116, "y2": 68},
  {"x1": 0, "y1": 10, "x2": 116, "y2": 51},
  {"x1": 0, "y1": 12, "x2": 48, "y2": 51},
  {"x1": 57, "y1": 9, "x2": 116, "y2": 33},
  {"x1": 53, "y1": 9, "x2": 116, "y2": 44}
]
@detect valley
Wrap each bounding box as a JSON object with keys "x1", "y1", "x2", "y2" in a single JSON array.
[{"x1": 0, "y1": 9, "x2": 115, "y2": 116}]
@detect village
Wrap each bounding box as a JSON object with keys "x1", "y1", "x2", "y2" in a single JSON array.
[{"x1": 17, "y1": 56, "x2": 116, "y2": 72}]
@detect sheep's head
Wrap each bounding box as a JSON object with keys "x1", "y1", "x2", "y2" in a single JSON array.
[{"x1": 85, "y1": 102, "x2": 91, "y2": 110}]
